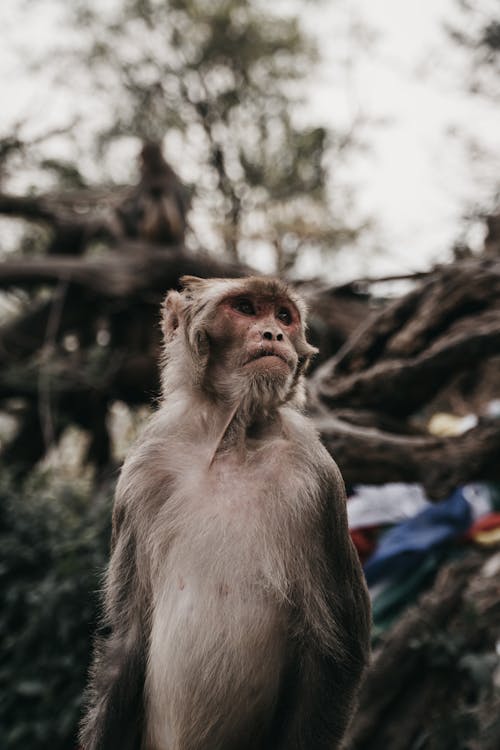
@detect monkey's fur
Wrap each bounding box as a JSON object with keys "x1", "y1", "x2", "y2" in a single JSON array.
[
  {"x1": 80, "y1": 276, "x2": 370, "y2": 750},
  {"x1": 117, "y1": 141, "x2": 188, "y2": 246}
]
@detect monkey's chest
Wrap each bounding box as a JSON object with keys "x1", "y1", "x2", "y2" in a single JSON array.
[
  {"x1": 157, "y1": 470, "x2": 297, "y2": 617},
  {"x1": 145, "y1": 474, "x2": 302, "y2": 749},
  {"x1": 170, "y1": 457, "x2": 303, "y2": 595}
]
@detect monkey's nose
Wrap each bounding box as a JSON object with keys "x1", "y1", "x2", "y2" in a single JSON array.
[{"x1": 262, "y1": 330, "x2": 284, "y2": 342}]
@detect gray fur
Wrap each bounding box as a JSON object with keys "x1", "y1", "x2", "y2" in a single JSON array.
[{"x1": 80, "y1": 277, "x2": 370, "y2": 750}]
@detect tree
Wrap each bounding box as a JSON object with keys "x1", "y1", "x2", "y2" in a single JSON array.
[
  {"x1": 446, "y1": 0, "x2": 500, "y2": 256},
  {"x1": 34, "y1": 0, "x2": 363, "y2": 269},
  {"x1": 0, "y1": 0, "x2": 367, "y2": 469},
  {"x1": 448, "y1": 0, "x2": 500, "y2": 98}
]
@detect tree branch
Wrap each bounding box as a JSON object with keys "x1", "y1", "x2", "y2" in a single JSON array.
[
  {"x1": 0, "y1": 193, "x2": 57, "y2": 222},
  {"x1": 317, "y1": 415, "x2": 500, "y2": 498},
  {"x1": 313, "y1": 311, "x2": 500, "y2": 417},
  {"x1": 0, "y1": 245, "x2": 249, "y2": 297}
]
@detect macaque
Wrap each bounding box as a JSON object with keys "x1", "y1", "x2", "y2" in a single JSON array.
[
  {"x1": 485, "y1": 212, "x2": 500, "y2": 256},
  {"x1": 80, "y1": 275, "x2": 371, "y2": 750},
  {"x1": 117, "y1": 141, "x2": 189, "y2": 246}
]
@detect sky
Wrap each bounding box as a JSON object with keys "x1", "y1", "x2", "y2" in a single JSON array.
[
  {"x1": 0, "y1": 0, "x2": 499, "y2": 281},
  {"x1": 299, "y1": 0, "x2": 500, "y2": 278}
]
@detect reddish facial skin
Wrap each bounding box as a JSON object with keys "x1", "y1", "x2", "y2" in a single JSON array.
[{"x1": 207, "y1": 293, "x2": 301, "y2": 380}]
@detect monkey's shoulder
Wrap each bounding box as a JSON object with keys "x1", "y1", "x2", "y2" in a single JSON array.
[
  {"x1": 113, "y1": 406, "x2": 343, "y2": 522},
  {"x1": 279, "y1": 407, "x2": 343, "y2": 479},
  {"x1": 279, "y1": 404, "x2": 319, "y2": 441},
  {"x1": 113, "y1": 414, "x2": 179, "y2": 517}
]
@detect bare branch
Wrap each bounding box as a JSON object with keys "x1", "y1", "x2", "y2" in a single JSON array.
[
  {"x1": 317, "y1": 415, "x2": 500, "y2": 498},
  {"x1": 0, "y1": 245, "x2": 248, "y2": 297}
]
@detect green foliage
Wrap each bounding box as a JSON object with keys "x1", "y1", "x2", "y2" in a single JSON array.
[{"x1": 0, "y1": 471, "x2": 111, "y2": 750}]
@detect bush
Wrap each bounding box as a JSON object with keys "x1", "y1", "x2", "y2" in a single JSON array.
[{"x1": 0, "y1": 471, "x2": 112, "y2": 750}]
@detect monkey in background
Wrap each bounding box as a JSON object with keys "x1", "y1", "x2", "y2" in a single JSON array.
[
  {"x1": 117, "y1": 141, "x2": 189, "y2": 246},
  {"x1": 80, "y1": 275, "x2": 371, "y2": 750}
]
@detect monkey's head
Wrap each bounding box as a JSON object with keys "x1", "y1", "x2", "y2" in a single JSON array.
[{"x1": 161, "y1": 276, "x2": 318, "y2": 412}]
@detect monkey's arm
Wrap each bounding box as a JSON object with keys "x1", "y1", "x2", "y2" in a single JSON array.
[
  {"x1": 278, "y1": 464, "x2": 371, "y2": 750},
  {"x1": 80, "y1": 515, "x2": 147, "y2": 750}
]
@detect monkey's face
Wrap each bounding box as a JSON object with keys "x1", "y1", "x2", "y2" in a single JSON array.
[
  {"x1": 161, "y1": 277, "x2": 318, "y2": 409},
  {"x1": 205, "y1": 292, "x2": 302, "y2": 404}
]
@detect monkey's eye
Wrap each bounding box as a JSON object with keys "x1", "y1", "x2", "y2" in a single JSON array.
[
  {"x1": 232, "y1": 298, "x2": 256, "y2": 315},
  {"x1": 277, "y1": 307, "x2": 292, "y2": 325}
]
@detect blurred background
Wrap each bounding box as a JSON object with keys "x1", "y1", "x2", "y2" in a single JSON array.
[{"x1": 1, "y1": 1, "x2": 500, "y2": 748}]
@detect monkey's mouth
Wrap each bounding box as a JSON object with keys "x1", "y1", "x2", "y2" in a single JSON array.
[{"x1": 245, "y1": 348, "x2": 292, "y2": 368}]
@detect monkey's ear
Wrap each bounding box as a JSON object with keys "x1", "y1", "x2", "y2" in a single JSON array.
[
  {"x1": 287, "y1": 341, "x2": 318, "y2": 409},
  {"x1": 296, "y1": 338, "x2": 319, "y2": 363},
  {"x1": 302, "y1": 341, "x2": 319, "y2": 359},
  {"x1": 162, "y1": 290, "x2": 183, "y2": 342},
  {"x1": 179, "y1": 275, "x2": 205, "y2": 290}
]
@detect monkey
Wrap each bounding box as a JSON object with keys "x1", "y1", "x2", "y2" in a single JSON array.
[
  {"x1": 116, "y1": 141, "x2": 189, "y2": 246},
  {"x1": 80, "y1": 275, "x2": 371, "y2": 750},
  {"x1": 484, "y1": 212, "x2": 500, "y2": 256}
]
